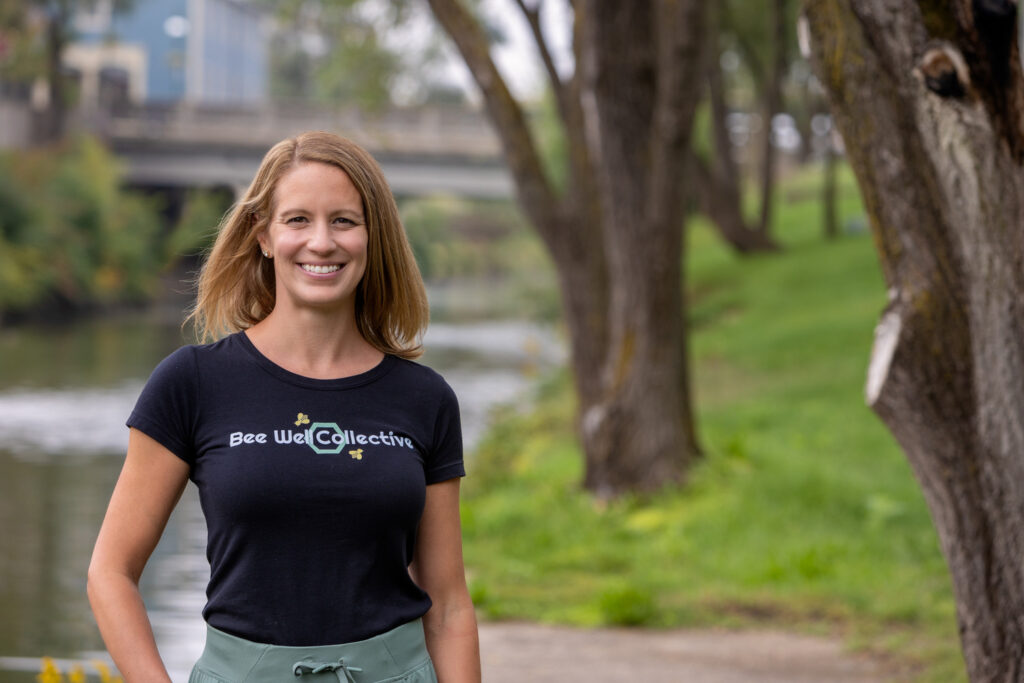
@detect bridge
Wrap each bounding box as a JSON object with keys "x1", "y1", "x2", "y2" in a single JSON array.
[{"x1": 92, "y1": 103, "x2": 514, "y2": 199}]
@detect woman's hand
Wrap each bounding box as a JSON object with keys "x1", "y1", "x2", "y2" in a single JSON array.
[
  {"x1": 87, "y1": 428, "x2": 190, "y2": 683},
  {"x1": 410, "y1": 478, "x2": 481, "y2": 683}
]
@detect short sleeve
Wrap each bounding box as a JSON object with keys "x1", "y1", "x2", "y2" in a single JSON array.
[
  {"x1": 126, "y1": 346, "x2": 199, "y2": 466},
  {"x1": 425, "y1": 380, "x2": 465, "y2": 484}
]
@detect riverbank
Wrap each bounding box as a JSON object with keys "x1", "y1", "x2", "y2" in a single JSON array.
[{"x1": 460, "y1": 165, "x2": 963, "y2": 681}]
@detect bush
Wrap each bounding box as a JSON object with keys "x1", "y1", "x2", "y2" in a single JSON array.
[
  {"x1": 0, "y1": 136, "x2": 164, "y2": 316},
  {"x1": 165, "y1": 188, "x2": 233, "y2": 260},
  {"x1": 597, "y1": 585, "x2": 658, "y2": 626}
]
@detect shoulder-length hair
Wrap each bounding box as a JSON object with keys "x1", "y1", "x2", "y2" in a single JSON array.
[{"x1": 187, "y1": 131, "x2": 429, "y2": 359}]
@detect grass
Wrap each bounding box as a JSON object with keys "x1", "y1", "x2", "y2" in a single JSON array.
[{"x1": 460, "y1": 163, "x2": 964, "y2": 681}]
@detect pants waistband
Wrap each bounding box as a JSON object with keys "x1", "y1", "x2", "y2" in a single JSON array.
[{"x1": 194, "y1": 620, "x2": 431, "y2": 683}]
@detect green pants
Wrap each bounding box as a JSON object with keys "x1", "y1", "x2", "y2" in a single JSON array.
[{"x1": 189, "y1": 619, "x2": 437, "y2": 683}]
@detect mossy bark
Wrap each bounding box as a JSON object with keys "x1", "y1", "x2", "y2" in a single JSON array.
[{"x1": 805, "y1": 0, "x2": 1024, "y2": 678}]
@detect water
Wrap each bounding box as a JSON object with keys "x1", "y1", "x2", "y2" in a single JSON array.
[{"x1": 0, "y1": 311, "x2": 562, "y2": 682}]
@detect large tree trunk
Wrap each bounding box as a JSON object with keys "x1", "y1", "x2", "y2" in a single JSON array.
[
  {"x1": 805, "y1": 0, "x2": 1024, "y2": 678},
  {"x1": 577, "y1": 1, "x2": 705, "y2": 494},
  {"x1": 547, "y1": 201, "x2": 610, "y2": 435},
  {"x1": 428, "y1": 0, "x2": 707, "y2": 495}
]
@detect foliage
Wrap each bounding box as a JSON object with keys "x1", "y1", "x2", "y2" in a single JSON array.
[
  {"x1": 0, "y1": 136, "x2": 164, "y2": 316},
  {"x1": 0, "y1": 0, "x2": 46, "y2": 83},
  {"x1": 462, "y1": 164, "x2": 964, "y2": 681},
  {"x1": 530, "y1": 93, "x2": 569, "y2": 194},
  {"x1": 0, "y1": 0, "x2": 136, "y2": 139},
  {"x1": 259, "y1": 0, "x2": 455, "y2": 107},
  {"x1": 165, "y1": 189, "x2": 233, "y2": 260},
  {"x1": 400, "y1": 195, "x2": 558, "y2": 320},
  {"x1": 597, "y1": 585, "x2": 658, "y2": 626},
  {"x1": 401, "y1": 196, "x2": 537, "y2": 278}
]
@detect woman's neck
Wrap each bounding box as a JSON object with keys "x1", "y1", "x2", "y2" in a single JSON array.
[{"x1": 244, "y1": 307, "x2": 384, "y2": 380}]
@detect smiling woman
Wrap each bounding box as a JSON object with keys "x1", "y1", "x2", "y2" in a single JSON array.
[
  {"x1": 86, "y1": 132, "x2": 481, "y2": 683},
  {"x1": 188, "y1": 132, "x2": 428, "y2": 358}
]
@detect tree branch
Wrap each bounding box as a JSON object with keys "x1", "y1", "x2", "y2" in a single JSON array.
[
  {"x1": 513, "y1": 0, "x2": 571, "y2": 123},
  {"x1": 723, "y1": 3, "x2": 766, "y2": 90},
  {"x1": 561, "y1": 1, "x2": 596, "y2": 201},
  {"x1": 509, "y1": 0, "x2": 595, "y2": 226},
  {"x1": 426, "y1": 0, "x2": 557, "y2": 224}
]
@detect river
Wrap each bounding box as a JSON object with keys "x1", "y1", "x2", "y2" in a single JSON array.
[{"x1": 0, "y1": 304, "x2": 562, "y2": 682}]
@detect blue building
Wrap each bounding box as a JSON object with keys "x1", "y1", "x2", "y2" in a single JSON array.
[{"x1": 69, "y1": 0, "x2": 268, "y2": 106}]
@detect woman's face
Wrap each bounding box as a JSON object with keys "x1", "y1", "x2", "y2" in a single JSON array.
[{"x1": 258, "y1": 162, "x2": 369, "y2": 316}]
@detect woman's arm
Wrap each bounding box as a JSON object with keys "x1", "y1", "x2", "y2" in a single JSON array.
[
  {"x1": 410, "y1": 478, "x2": 481, "y2": 683},
  {"x1": 87, "y1": 428, "x2": 190, "y2": 683}
]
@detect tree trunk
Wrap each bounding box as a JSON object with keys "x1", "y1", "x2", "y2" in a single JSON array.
[
  {"x1": 701, "y1": 11, "x2": 779, "y2": 254},
  {"x1": 427, "y1": 0, "x2": 707, "y2": 495},
  {"x1": 692, "y1": 157, "x2": 779, "y2": 252},
  {"x1": 793, "y1": 75, "x2": 816, "y2": 164},
  {"x1": 805, "y1": 0, "x2": 1024, "y2": 678},
  {"x1": 822, "y1": 133, "x2": 838, "y2": 240},
  {"x1": 756, "y1": 0, "x2": 788, "y2": 237},
  {"x1": 546, "y1": 201, "x2": 610, "y2": 435},
  {"x1": 577, "y1": 0, "x2": 705, "y2": 495}
]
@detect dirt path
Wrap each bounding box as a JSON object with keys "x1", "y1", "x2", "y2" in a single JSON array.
[{"x1": 479, "y1": 622, "x2": 892, "y2": 682}]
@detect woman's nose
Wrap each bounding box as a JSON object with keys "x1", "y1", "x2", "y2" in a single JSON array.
[{"x1": 307, "y1": 220, "x2": 334, "y2": 251}]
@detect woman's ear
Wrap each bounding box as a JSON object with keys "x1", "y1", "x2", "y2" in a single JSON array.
[{"x1": 255, "y1": 225, "x2": 271, "y2": 259}]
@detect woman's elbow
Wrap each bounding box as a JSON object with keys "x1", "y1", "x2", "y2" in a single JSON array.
[
  {"x1": 86, "y1": 560, "x2": 112, "y2": 606},
  {"x1": 86, "y1": 556, "x2": 138, "y2": 608}
]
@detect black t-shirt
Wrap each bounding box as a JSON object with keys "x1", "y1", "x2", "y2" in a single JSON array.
[{"x1": 127, "y1": 332, "x2": 464, "y2": 646}]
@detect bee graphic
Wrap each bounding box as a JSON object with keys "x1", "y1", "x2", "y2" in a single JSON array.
[
  {"x1": 294, "y1": 412, "x2": 310, "y2": 427},
  {"x1": 349, "y1": 448, "x2": 364, "y2": 460}
]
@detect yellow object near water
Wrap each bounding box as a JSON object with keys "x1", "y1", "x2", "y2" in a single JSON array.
[
  {"x1": 37, "y1": 658, "x2": 122, "y2": 683},
  {"x1": 36, "y1": 657, "x2": 63, "y2": 683},
  {"x1": 92, "y1": 660, "x2": 123, "y2": 683},
  {"x1": 67, "y1": 664, "x2": 87, "y2": 683}
]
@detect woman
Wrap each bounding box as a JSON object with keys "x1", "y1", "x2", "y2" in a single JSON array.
[{"x1": 87, "y1": 132, "x2": 481, "y2": 683}]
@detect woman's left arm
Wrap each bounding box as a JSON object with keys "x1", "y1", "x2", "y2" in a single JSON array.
[{"x1": 410, "y1": 478, "x2": 481, "y2": 683}]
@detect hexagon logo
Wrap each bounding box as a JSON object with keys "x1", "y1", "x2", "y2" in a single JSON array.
[{"x1": 305, "y1": 422, "x2": 346, "y2": 454}]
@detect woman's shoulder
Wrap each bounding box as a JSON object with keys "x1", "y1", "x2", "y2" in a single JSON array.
[
  {"x1": 150, "y1": 332, "x2": 247, "y2": 375},
  {"x1": 386, "y1": 356, "x2": 456, "y2": 396}
]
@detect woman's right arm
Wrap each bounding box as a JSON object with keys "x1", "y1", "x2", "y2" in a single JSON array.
[{"x1": 87, "y1": 427, "x2": 191, "y2": 683}]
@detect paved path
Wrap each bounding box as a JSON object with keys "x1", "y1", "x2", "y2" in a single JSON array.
[{"x1": 480, "y1": 622, "x2": 891, "y2": 682}]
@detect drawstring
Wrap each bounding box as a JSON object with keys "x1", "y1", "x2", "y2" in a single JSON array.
[{"x1": 293, "y1": 658, "x2": 364, "y2": 683}]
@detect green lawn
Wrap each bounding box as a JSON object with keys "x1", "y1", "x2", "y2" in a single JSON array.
[{"x1": 460, "y1": 164, "x2": 964, "y2": 681}]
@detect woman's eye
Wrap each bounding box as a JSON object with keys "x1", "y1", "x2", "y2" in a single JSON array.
[
  {"x1": 333, "y1": 216, "x2": 354, "y2": 226},
  {"x1": 286, "y1": 216, "x2": 307, "y2": 225}
]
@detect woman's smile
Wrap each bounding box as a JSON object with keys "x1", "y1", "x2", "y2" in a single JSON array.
[{"x1": 300, "y1": 263, "x2": 344, "y2": 275}]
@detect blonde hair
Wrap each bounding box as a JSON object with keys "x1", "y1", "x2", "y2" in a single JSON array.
[{"x1": 187, "y1": 131, "x2": 429, "y2": 359}]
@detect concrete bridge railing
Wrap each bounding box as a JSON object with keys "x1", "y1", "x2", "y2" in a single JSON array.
[{"x1": 100, "y1": 102, "x2": 503, "y2": 158}]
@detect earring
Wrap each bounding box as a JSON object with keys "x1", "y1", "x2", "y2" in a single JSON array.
[{"x1": 262, "y1": 249, "x2": 271, "y2": 258}]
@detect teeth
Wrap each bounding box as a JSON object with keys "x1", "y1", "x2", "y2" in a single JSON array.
[{"x1": 302, "y1": 264, "x2": 341, "y2": 274}]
